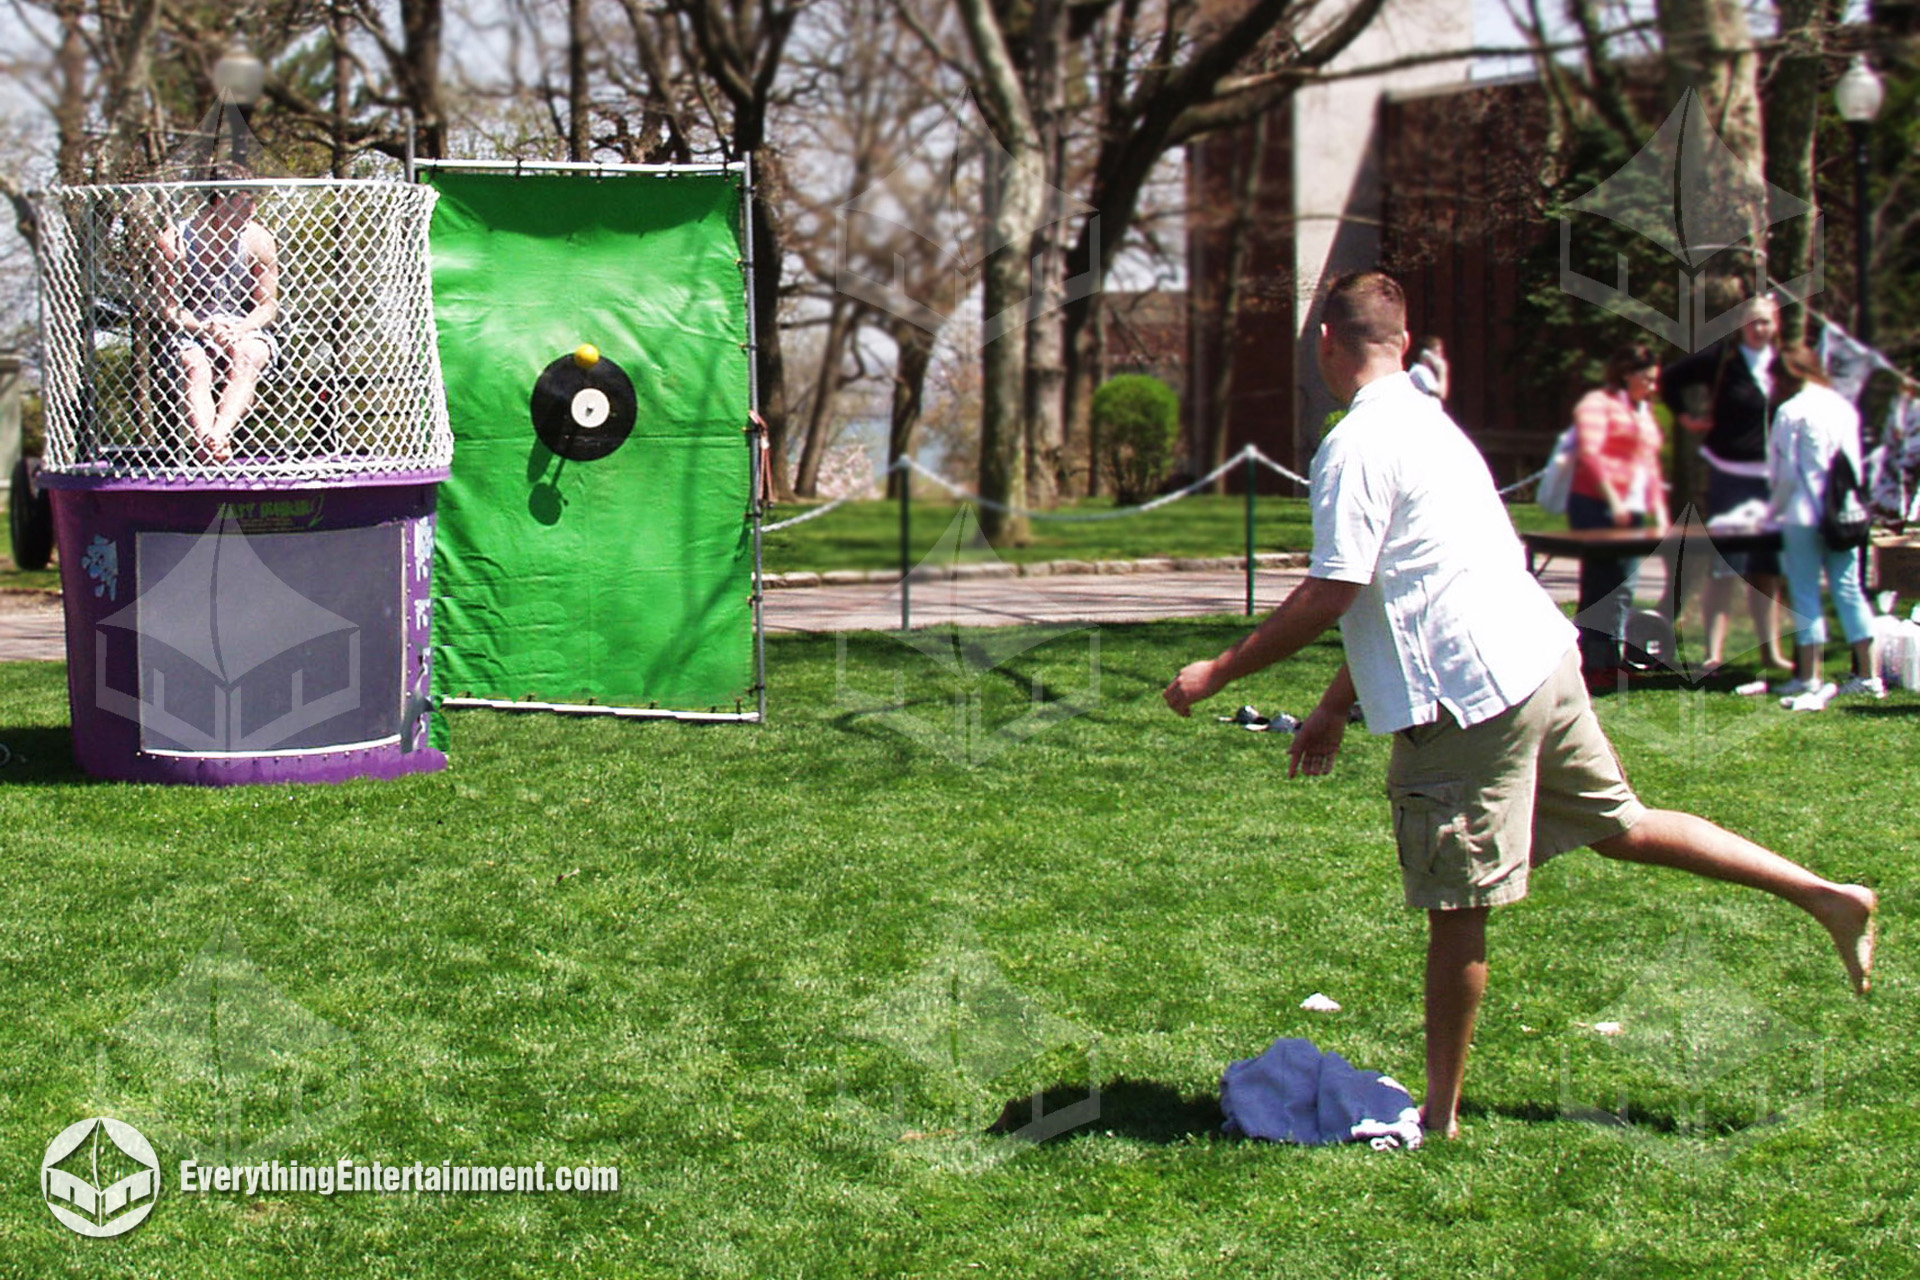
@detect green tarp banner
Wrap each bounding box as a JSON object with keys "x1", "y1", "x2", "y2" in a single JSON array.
[{"x1": 427, "y1": 170, "x2": 754, "y2": 714}]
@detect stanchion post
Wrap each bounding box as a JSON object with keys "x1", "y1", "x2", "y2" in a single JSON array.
[
  {"x1": 898, "y1": 460, "x2": 911, "y2": 633},
  {"x1": 1244, "y1": 449, "x2": 1256, "y2": 617}
]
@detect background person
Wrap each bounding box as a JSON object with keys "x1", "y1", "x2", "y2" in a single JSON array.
[
  {"x1": 1568, "y1": 343, "x2": 1669, "y2": 686},
  {"x1": 1408, "y1": 335, "x2": 1449, "y2": 401},
  {"x1": 1768, "y1": 344, "x2": 1883, "y2": 709},
  {"x1": 1163, "y1": 271, "x2": 1876, "y2": 1140},
  {"x1": 1660, "y1": 295, "x2": 1789, "y2": 671},
  {"x1": 156, "y1": 165, "x2": 280, "y2": 462}
]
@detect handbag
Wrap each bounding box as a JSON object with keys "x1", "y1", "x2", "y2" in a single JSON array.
[{"x1": 1536, "y1": 425, "x2": 1578, "y2": 516}]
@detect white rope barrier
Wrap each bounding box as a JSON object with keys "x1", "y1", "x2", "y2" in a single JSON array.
[
  {"x1": 1498, "y1": 466, "x2": 1548, "y2": 497},
  {"x1": 762, "y1": 491, "x2": 866, "y2": 533},
  {"x1": 1248, "y1": 449, "x2": 1312, "y2": 488},
  {"x1": 762, "y1": 441, "x2": 1545, "y2": 538},
  {"x1": 897, "y1": 447, "x2": 1261, "y2": 522}
]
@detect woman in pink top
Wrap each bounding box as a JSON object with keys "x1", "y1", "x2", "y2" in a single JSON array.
[{"x1": 1567, "y1": 343, "x2": 1669, "y2": 683}]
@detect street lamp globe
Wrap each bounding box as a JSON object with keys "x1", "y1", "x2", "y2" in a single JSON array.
[
  {"x1": 213, "y1": 41, "x2": 266, "y2": 107},
  {"x1": 1834, "y1": 56, "x2": 1885, "y2": 124}
]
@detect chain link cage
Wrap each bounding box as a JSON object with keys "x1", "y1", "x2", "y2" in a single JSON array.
[{"x1": 35, "y1": 179, "x2": 452, "y2": 485}]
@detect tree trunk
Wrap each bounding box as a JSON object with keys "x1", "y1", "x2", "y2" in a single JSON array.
[
  {"x1": 979, "y1": 149, "x2": 1039, "y2": 542},
  {"x1": 1206, "y1": 111, "x2": 1271, "y2": 492},
  {"x1": 886, "y1": 318, "x2": 934, "y2": 500},
  {"x1": 751, "y1": 156, "x2": 796, "y2": 501},
  {"x1": 956, "y1": 0, "x2": 1043, "y2": 543},
  {"x1": 100, "y1": 0, "x2": 162, "y2": 178},
  {"x1": 1062, "y1": 292, "x2": 1102, "y2": 497},
  {"x1": 402, "y1": 0, "x2": 447, "y2": 158},
  {"x1": 1024, "y1": 244, "x2": 1067, "y2": 504},
  {"x1": 1080, "y1": 297, "x2": 1109, "y2": 496},
  {"x1": 333, "y1": 0, "x2": 354, "y2": 177},
  {"x1": 1660, "y1": 0, "x2": 1766, "y2": 293},
  {"x1": 568, "y1": 0, "x2": 591, "y2": 161},
  {"x1": 1764, "y1": 0, "x2": 1833, "y2": 346},
  {"x1": 54, "y1": 0, "x2": 90, "y2": 183},
  {"x1": 794, "y1": 294, "x2": 855, "y2": 497},
  {"x1": 1022, "y1": 0, "x2": 1069, "y2": 505}
]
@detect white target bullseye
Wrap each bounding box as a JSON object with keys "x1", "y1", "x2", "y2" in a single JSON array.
[{"x1": 571, "y1": 388, "x2": 612, "y2": 429}]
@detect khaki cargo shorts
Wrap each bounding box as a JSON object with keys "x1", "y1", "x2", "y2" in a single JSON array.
[{"x1": 1387, "y1": 649, "x2": 1645, "y2": 910}]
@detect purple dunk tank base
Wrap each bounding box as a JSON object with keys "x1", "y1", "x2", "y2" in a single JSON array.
[{"x1": 46, "y1": 473, "x2": 449, "y2": 786}]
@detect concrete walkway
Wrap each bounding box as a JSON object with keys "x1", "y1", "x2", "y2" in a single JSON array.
[
  {"x1": 764, "y1": 561, "x2": 1593, "y2": 632},
  {"x1": 0, "y1": 595, "x2": 63, "y2": 662},
  {"x1": 0, "y1": 556, "x2": 1618, "y2": 658}
]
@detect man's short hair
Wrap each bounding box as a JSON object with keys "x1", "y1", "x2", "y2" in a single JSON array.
[
  {"x1": 203, "y1": 160, "x2": 255, "y2": 203},
  {"x1": 1323, "y1": 271, "x2": 1408, "y2": 352}
]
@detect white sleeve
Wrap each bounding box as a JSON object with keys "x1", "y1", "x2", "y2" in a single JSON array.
[
  {"x1": 1309, "y1": 431, "x2": 1391, "y2": 585},
  {"x1": 1767, "y1": 407, "x2": 1795, "y2": 514}
]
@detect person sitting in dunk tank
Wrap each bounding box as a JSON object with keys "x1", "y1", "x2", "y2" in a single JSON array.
[{"x1": 156, "y1": 161, "x2": 281, "y2": 463}]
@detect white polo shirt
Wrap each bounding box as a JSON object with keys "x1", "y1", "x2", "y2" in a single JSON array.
[{"x1": 1310, "y1": 372, "x2": 1576, "y2": 733}]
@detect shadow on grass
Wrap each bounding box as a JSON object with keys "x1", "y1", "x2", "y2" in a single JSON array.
[
  {"x1": 1836, "y1": 703, "x2": 1920, "y2": 719},
  {"x1": 989, "y1": 1082, "x2": 1786, "y2": 1147},
  {"x1": 1464, "y1": 1097, "x2": 1776, "y2": 1136},
  {"x1": 0, "y1": 726, "x2": 86, "y2": 784},
  {"x1": 988, "y1": 1079, "x2": 1224, "y2": 1144}
]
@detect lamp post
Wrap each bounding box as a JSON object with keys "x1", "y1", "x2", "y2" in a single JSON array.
[
  {"x1": 212, "y1": 40, "x2": 265, "y2": 165},
  {"x1": 1834, "y1": 55, "x2": 1885, "y2": 346}
]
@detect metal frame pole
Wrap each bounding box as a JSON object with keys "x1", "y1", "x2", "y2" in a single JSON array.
[
  {"x1": 741, "y1": 155, "x2": 767, "y2": 722},
  {"x1": 1852, "y1": 119, "x2": 1873, "y2": 349},
  {"x1": 1244, "y1": 448, "x2": 1256, "y2": 616},
  {"x1": 899, "y1": 461, "x2": 912, "y2": 632}
]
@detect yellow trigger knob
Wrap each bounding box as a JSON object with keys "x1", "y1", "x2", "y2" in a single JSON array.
[{"x1": 573, "y1": 343, "x2": 601, "y2": 370}]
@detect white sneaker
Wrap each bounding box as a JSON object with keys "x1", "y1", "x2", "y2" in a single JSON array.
[
  {"x1": 1782, "y1": 682, "x2": 1838, "y2": 712},
  {"x1": 1773, "y1": 677, "x2": 1817, "y2": 699},
  {"x1": 1836, "y1": 675, "x2": 1887, "y2": 699}
]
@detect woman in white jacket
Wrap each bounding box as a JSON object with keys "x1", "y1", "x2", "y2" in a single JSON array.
[{"x1": 1767, "y1": 344, "x2": 1881, "y2": 709}]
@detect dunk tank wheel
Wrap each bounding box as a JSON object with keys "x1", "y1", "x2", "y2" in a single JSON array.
[
  {"x1": 8, "y1": 457, "x2": 53, "y2": 571},
  {"x1": 1623, "y1": 607, "x2": 1674, "y2": 672}
]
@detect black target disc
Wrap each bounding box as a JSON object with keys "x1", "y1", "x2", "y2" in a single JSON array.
[{"x1": 530, "y1": 353, "x2": 637, "y2": 462}]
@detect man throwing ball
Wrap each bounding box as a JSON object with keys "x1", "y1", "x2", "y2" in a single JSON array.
[{"x1": 1163, "y1": 271, "x2": 1876, "y2": 1140}]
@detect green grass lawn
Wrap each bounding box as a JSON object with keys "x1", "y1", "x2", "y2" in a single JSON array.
[{"x1": 0, "y1": 623, "x2": 1912, "y2": 1277}]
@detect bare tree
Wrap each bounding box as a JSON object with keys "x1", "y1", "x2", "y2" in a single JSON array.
[
  {"x1": 1765, "y1": 0, "x2": 1835, "y2": 344},
  {"x1": 950, "y1": 0, "x2": 1053, "y2": 541},
  {"x1": 664, "y1": 0, "x2": 808, "y2": 499},
  {"x1": 1053, "y1": 0, "x2": 1391, "y2": 500}
]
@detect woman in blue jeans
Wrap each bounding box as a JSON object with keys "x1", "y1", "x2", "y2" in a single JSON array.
[
  {"x1": 1567, "y1": 344, "x2": 1668, "y2": 686},
  {"x1": 1767, "y1": 344, "x2": 1882, "y2": 710}
]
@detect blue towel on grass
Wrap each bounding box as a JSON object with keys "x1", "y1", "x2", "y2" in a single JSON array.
[{"x1": 1221, "y1": 1037, "x2": 1424, "y2": 1151}]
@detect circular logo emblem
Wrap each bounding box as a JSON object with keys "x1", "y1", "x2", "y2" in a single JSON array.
[
  {"x1": 42, "y1": 1117, "x2": 161, "y2": 1238},
  {"x1": 530, "y1": 352, "x2": 638, "y2": 462}
]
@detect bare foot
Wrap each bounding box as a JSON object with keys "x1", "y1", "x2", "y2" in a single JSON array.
[
  {"x1": 1814, "y1": 884, "x2": 1878, "y2": 996},
  {"x1": 1417, "y1": 1106, "x2": 1461, "y2": 1140},
  {"x1": 196, "y1": 433, "x2": 232, "y2": 464}
]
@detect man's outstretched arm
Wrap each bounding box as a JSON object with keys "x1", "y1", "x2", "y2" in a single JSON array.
[{"x1": 1162, "y1": 576, "x2": 1361, "y2": 717}]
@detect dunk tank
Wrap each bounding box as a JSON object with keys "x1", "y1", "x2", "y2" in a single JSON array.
[
  {"x1": 34, "y1": 175, "x2": 452, "y2": 785},
  {"x1": 34, "y1": 153, "x2": 762, "y2": 784}
]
